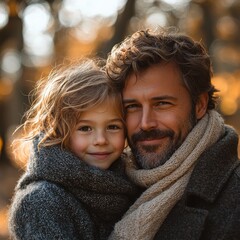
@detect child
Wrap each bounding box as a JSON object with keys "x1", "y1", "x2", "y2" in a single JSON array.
[{"x1": 8, "y1": 58, "x2": 140, "y2": 240}]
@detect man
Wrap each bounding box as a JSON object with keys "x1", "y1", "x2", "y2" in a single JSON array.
[{"x1": 106, "y1": 28, "x2": 240, "y2": 240}]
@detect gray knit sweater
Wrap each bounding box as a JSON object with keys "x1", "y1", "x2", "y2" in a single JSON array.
[{"x1": 8, "y1": 136, "x2": 141, "y2": 240}]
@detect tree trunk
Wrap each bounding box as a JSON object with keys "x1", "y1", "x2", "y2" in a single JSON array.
[{"x1": 96, "y1": 0, "x2": 136, "y2": 58}]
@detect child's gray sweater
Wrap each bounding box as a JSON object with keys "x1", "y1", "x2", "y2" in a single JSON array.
[{"x1": 8, "y1": 136, "x2": 140, "y2": 240}]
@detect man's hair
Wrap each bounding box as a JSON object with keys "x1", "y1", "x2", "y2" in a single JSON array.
[{"x1": 106, "y1": 28, "x2": 218, "y2": 109}]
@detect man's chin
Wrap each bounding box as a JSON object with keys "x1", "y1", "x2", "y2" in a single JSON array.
[
  {"x1": 133, "y1": 151, "x2": 166, "y2": 169},
  {"x1": 134, "y1": 142, "x2": 161, "y2": 152},
  {"x1": 141, "y1": 145, "x2": 161, "y2": 153},
  {"x1": 132, "y1": 145, "x2": 176, "y2": 169}
]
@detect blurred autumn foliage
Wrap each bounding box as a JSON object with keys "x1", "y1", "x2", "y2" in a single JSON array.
[{"x1": 0, "y1": 0, "x2": 240, "y2": 239}]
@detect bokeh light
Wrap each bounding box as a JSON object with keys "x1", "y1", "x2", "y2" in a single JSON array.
[
  {"x1": 0, "y1": 208, "x2": 8, "y2": 237},
  {"x1": 1, "y1": 50, "x2": 21, "y2": 76},
  {"x1": 146, "y1": 12, "x2": 167, "y2": 28},
  {"x1": 22, "y1": 2, "x2": 53, "y2": 66},
  {"x1": 0, "y1": 77, "x2": 14, "y2": 98},
  {"x1": 1, "y1": 1, "x2": 240, "y2": 239},
  {"x1": 0, "y1": 136, "x2": 3, "y2": 154},
  {"x1": 61, "y1": 0, "x2": 126, "y2": 18},
  {"x1": 0, "y1": 2, "x2": 9, "y2": 29},
  {"x1": 212, "y1": 73, "x2": 240, "y2": 116}
]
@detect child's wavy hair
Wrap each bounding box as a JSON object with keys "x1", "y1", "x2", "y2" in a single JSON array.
[{"x1": 12, "y1": 58, "x2": 124, "y2": 162}]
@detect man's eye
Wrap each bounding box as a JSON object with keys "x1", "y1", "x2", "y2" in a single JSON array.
[
  {"x1": 124, "y1": 104, "x2": 140, "y2": 112},
  {"x1": 78, "y1": 126, "x2": 92, "y2": 132},
  {"x1": 155, "y1": 101, "x2": 172, "y2": 107},
  {"x1": 158, "y1": 101, "x2": 169, "y2": 105}
]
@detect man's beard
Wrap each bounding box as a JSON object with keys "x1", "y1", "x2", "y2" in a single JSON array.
[{"x1": 128, "y1": 108, "x2": 197, "y2": 169}]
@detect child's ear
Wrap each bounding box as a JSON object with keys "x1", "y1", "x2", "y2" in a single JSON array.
[{"x1": 195, "y1": 92, "x2": 209, "y2": 120}]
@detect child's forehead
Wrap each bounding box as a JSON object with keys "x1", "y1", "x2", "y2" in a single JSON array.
[
  {"x1": 75, "y1": 96, "x2": 122, "y2": 117},
  {"x1": 102, "y1": 96, "x2": 121, "y2": 106},
  {"x1": 75, "y1": 101, "x2": 123, "y2": 124},
  {"x1": 92, "y1": 98, "x2": 121, "y2": 113}
]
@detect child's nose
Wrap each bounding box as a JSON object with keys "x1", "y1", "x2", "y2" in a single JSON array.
[{"x1": 93, "y1": 131, "x2": 108, "y2": 145}]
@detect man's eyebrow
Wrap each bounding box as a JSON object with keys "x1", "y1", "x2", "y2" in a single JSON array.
[
  {"x1": 123, "y1": 99, "x2": 137, "y2": 104},
  {"x1": 123, "y1": 95, "x2": 177, "y2": 103},
  {"x1": 152, "y1": 96, "x2": 177, "y2": 101}
]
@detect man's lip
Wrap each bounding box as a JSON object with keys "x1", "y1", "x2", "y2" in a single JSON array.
[{"x1": 138, "y1": 138, "x2": 166, "y2": 145}]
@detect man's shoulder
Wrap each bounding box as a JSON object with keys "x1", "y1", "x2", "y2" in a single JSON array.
[
  {"x1": 233, "y1": 161, "x2": 240, "y2": 178},
  {"x1": 223, "y1": 161, "x2": 240, "y2": 198}
]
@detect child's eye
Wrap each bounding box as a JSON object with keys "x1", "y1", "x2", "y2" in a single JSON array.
[
  {"x1": 107, "y1": 125, "x2": 122, "y2": 130},
  {"x1": 78, "y1": 126, "x2": 92, "y2": 132}
]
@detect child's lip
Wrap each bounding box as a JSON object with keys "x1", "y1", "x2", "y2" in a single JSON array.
[
  {"x1": 88, "y1": 152, "x2": 112, "y2": 160},
  {"x1": 89, "y1": 152, "x2": 111, "y2": 155}
]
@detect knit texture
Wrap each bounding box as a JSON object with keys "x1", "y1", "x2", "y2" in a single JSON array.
[
  {"x1": 109, "y1": 110, "x2": 225, "y2": 240},
  {"x1": 9, "y1": 135, "x2": 141, "y2": 240},
  {"x1": 154, "y1": 125, "x2": 240, "y2": 240}
]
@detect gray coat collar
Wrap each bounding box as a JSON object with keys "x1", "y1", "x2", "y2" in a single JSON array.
[
  {"x1": 186, "y1": 125, "x2": 240, "y2": 203},
  {"x1": 154, "y1": 125, "x2": 240, "y2": 240}
]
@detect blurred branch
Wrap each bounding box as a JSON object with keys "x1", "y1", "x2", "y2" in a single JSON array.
[
  {"x1": 200, "y1": 1, "x2": 215, "y2": 50},
  {"x1": 0, "y1": 1, "x2": 23, "y2": 165},
  {"x1": 96, "y1": 0, "x2": 136, "y2": 58}
]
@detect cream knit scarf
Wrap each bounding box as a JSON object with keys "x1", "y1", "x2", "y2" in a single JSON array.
[{"x1": 109, "y1": 110, "x2": 225, "y2": 240}]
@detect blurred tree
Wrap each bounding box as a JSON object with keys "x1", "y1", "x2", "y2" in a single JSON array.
[
  {"x1": 197, "y1": 0, "x2": 215, "y2": 49},
  {"x1": 96, "y1": 0, "x2": 136, "y2": 58},
  {"x1": 0, "y1": 0, "x2": 23, "y2": 164},
  {"x1": 2, "y1": 1, "x2": 239, "y2": 239},
  {"x1": 0, "y1": 0, "x2": 63, "y2": 165},
  {"x1": 0, "y1": 0, "x2": 239, "y2": 167}
]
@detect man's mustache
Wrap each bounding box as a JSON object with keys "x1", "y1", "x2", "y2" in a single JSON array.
[{"x1": 131, "y1": 129, "x2": 174, "y2": 144}]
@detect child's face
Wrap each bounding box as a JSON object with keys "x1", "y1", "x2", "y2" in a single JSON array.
[{"x1": 69, "y1": 100, "x2": 125, "y2": 170}]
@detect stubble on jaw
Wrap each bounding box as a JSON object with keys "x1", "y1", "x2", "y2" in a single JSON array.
[
  {"x1": 128, "y1": 107, "x2": 197, "y2": 170},
  {"x1": 130, "y1": 136, "x2": 179, "y2": 169}
]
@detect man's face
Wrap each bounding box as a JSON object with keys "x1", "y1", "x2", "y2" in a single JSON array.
[{"x1": 123, "y1": 62, "x2": 206, "y2": 169}]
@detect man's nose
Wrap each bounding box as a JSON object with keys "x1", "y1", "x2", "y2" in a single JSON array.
[{"x1": 140, "y1": 107, "x2": 158, "y2": 131}]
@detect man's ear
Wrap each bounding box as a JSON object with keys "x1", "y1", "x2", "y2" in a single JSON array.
[{"x1": 195, "y1": 92, "x2": 209, "y2": 120}]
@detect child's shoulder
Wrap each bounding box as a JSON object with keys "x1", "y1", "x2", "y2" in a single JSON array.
[
  {"x1": 8, "y1": 180, "x2": 92, "y2": 239},
  {"x1": 9, "y1": 180, "x2": 81, "y2": 222},
  {"x1": 13, "y1": 180, "x2": 65, "y2": 207}
]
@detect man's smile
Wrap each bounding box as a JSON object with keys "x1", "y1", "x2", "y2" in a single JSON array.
[{"x1": 138, "y1": 137, "x2": 167, "y2": 146}]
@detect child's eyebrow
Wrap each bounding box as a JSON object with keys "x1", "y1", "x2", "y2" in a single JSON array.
[
  {"x1": 109, "y1": 118, "x2": 124, "y2": 123},
  {"x1": 77, "y1": 120, "x2": 92, "y2": 123},
  {"x1": 77, "y1": 118, "x2": 123, "y2": 123}
]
